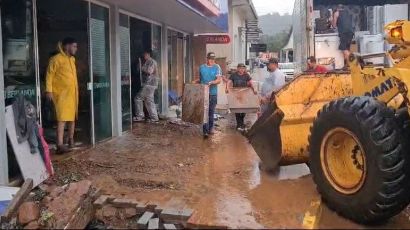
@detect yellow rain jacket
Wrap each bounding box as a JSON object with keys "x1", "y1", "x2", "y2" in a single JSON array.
[{"x1": 45, "y1": 43, "x2": 78, "y2": 122}]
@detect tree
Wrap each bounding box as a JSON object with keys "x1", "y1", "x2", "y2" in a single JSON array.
[{"x1": 260, "y1": 28, "x2": 292, "y2": 52}]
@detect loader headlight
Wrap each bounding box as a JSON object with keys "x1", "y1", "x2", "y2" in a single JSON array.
[{"x1": 391, "y1": 27, "x2": 403, "y2": 39}]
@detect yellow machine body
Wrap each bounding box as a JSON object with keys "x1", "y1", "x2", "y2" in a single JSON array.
[{"x1": 248, "y1": 20, "x2": 410, "y2": 169}]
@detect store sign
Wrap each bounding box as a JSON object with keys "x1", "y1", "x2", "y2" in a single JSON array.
[
  {"x1": 201, "y1": 35, "x2": 231, "y2": 44},
  {"x1": 250, "y1": 44, "x2": 267, "y2": 53}
]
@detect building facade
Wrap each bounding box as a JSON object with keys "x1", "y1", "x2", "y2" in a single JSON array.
[
  {"x1": 0, "y1": 0, "x2": 229, "y2": 185},
  {"x1": 206, "y1": 0, "x2": 257, "y2": 70}
]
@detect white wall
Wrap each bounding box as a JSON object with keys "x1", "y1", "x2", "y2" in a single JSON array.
[{"x1": 207, "y1": 2, "x2": 248, "y2": 70}]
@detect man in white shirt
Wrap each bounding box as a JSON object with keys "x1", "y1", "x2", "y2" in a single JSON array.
[{"x1": 260, "y1": 58, "x2": 286, "y2": 113}]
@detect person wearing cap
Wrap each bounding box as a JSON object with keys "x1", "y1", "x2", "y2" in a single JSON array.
[
  {"x1": 193, "y1": 52, "x2": 222, "y2": 138},
  {"x1": 45, "y1": 37, "x2": 79, "y2": 154},
  {"x1": 226, "y1": 63, "x2": 257, "y2": 131},
  {"x1": 260, "y1": 58, "x2": 286, "y2": 114}
]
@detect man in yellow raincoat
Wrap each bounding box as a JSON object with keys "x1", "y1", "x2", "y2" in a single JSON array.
[{"x1": 45, "y1": 37, "x2": 79, "y2": 154}]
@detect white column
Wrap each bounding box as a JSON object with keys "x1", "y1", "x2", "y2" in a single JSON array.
[
  {"x1": 110, "y1": 4, "x2": 122, "y2": 136},
  {"x1": 161, "y1": 24, "x2": 169, "y2": 116},
  {"x1": 0, "y1": 11, "x2": 8, "y2": 185}
]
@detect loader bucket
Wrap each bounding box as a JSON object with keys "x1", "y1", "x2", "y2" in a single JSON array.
[
  {"x1": 246, "y1": 73, "x2": 354, "y2": 171},
  {"x1": 246, "y1": 101, "x2": 284, "y2": 171}
]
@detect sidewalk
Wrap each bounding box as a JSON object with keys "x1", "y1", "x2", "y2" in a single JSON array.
[{"x1": 50, "y1": 116, "x2": 410, "y2": 229}]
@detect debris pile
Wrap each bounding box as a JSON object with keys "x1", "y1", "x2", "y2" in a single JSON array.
[{"x1": 92, "y1": 195, "x2": 204, "y2": 229}]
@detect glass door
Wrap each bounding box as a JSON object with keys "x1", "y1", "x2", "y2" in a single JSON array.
[
  {"x1": 119, "y1": 13, "x2": 131, "y2": 132},
  {"x1": 37, "y1": 0, "x2": 91, "y2": 147},
  {"x1": 152, "y1": 24, "x2": 162, "y2": 113},
  {"x1": 90, "y1": 3, "x2": 111, "y2": 142},
  {"x1": 1, "y1": 0, "x2": 37, "y2": 180}
]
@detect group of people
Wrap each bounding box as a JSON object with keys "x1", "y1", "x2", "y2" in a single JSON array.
[
  {"x1": 45, "y1": 36, "x2": 330, "y2": 150},
  {"x1": 45, "y1": 38, "x2": 159, "y2": 154}
]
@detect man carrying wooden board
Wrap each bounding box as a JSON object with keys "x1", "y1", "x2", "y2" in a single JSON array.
[{"x1": 193, "y1": 52, "x2": 222, "y2": 138}]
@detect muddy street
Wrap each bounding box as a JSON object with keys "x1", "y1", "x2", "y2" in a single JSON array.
[{"x1": 53, "y1": 116, "x2": 410, "y2": 229}]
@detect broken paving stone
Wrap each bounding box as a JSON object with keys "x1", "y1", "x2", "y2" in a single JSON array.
[
  {"x1": 18, "y1": 202, "x2": 40, "y2": 225},
  {"x1": 112, "y1": 198, "x2": 138, "y2": 208},
  {"x1": 160, "y1": 209, "x2": 193, "y2": 224},
  {"x1": 137, "y1": 211, "x2": 155, "y2": 229},
  {"x1": 163, "y1": 224, "x2": 177, "y2": 230},
  {"x1": 148, "y1": 218, "x2": 159, "y2": 230}
]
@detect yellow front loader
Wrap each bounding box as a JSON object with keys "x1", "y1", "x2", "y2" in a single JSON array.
[{"x1": 247, "y1": 20, "x2": 410, "y2": 224}]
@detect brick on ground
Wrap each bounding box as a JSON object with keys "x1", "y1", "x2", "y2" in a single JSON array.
[
  {"x1": 159, "y1": 209, "x2": 193, "y2": 225},
  {"x1": 137, "y1": 211, "x2": 155, "y2": 229},
  {"x1": 112, "y1": 198, "x2": 138, "y2": 208},
  {"x1": 148, "y1": 218, "x2": 160, "y2": 230},
  {"x1": 93, "y1": 195, "x2": 110, "y2": 208}
]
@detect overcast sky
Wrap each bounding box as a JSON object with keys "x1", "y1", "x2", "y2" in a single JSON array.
[{"x1": 252, "y1": 0, "x2": 295, "y2": 16}]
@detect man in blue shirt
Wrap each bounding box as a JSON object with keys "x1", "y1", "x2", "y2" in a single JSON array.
[{"x1": 194, "y1": 52, "x2": 222, "y2": 138}]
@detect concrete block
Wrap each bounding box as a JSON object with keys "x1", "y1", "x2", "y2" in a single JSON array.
[
  {"x1": 148, "y1": 218, "x2": 159, "y2": 230},
  {"x1": 137, "y1": 211, "x2": 155, "y2": 229},
  {"x1": 93, "y1": 195, "x2": 109, "y2": 208},
  {"x1": 160, "y1": 209, "x2": 193, "y2": 224},
  {"x1": 182, "y1": 84, "x2": 209, "y2": 125},
  {"x1": 163, "y1": 224, "x2": 177, "y2": 230},
  {"x1": 111, "y1": 198, "x2": 138, "y2": 208}
]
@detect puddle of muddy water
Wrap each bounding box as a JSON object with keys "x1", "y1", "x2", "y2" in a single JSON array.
[{"x1": 274, "y1": 164, "x2": 311, "y2": 181}]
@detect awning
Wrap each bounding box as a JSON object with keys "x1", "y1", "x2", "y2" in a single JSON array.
[{"x1": 111, "y1": 0, "x2": 228, "y2": 33}]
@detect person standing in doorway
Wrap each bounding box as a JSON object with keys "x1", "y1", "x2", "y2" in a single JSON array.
[
  {"x1": 133, "y1": 49, "x2": 160, "y2": 123},
  {"x1": 260, "y1": 58, "x2": 286, "y2": 114},
  {"x1": 45, "y1": 37, "x2": 79, "y2": 154},
  {"x1": 226, "y1": 63, "x2": 257, "y2": 131},
  {"x1": 194, "y1": 52, "x2": 222, "y2": 138},
  {"x1": 332, "y1": 4, "x2": 354, "y2": 70}
]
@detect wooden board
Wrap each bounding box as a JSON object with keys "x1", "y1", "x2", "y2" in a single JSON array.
[
  {"x1": 182, "y1": 84, "x2": 209, "y2": 125},
  {"x1": 5, "y1": 106, "x2": 48, "y2": 188},
  {"x1": 227, "y1": 88, "x2": 260, "y2": 114}
]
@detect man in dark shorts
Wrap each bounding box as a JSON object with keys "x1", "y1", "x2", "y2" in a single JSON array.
[
  {"x1": 226, "y1": 63, "x2": 257, "y2": 131},
  {"x1": 332, "y1": 4, "x2": 354, "y2": 70}
]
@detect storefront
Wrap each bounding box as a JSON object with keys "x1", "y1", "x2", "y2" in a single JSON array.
[{"x1": 0, "y1": 0, "x2": 228, "y2": 185}]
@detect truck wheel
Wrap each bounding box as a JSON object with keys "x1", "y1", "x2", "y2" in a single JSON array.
[{"x1": 309, "y1": 96, "x2": 410, "y2": 224}]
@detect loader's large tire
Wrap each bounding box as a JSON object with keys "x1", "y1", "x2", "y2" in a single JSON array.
[{"x1": 309, "y1": 96, "x2": 410, "y2": 224}]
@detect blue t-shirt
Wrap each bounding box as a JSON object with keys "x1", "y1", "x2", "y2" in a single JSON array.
[{"x1": 199, "y1": 64, "x2": 222, "y2": 96}]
